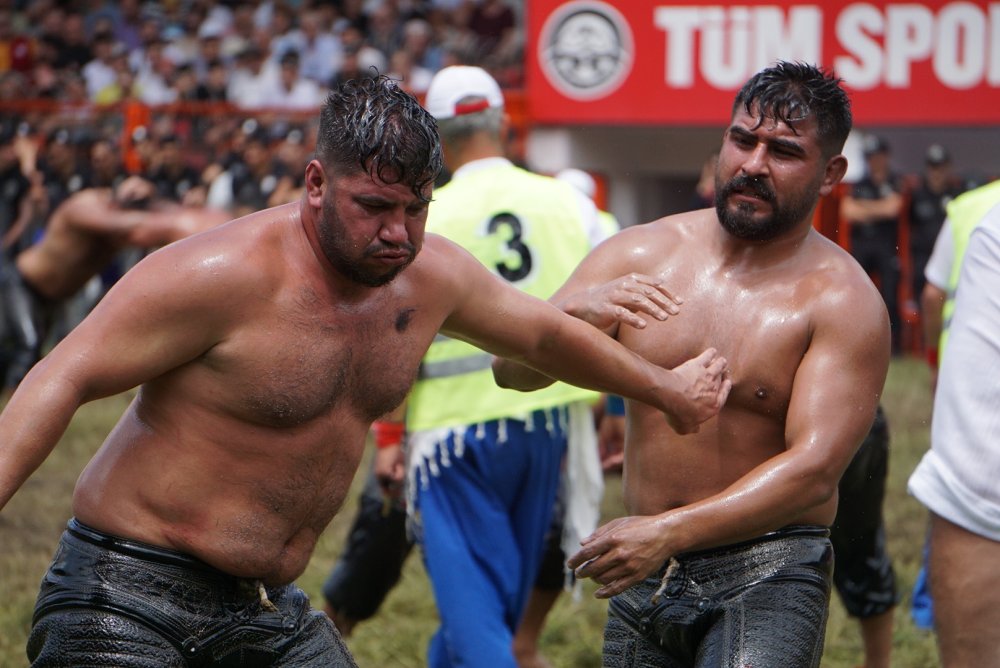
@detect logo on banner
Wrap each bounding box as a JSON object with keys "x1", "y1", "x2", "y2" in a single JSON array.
[{"x1": 538, "y1": 1, "x2": 633, "y2": 100}]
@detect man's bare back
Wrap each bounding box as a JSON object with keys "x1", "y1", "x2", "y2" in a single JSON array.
[{"x1": 16, "y1": 184, "x2": 228, "y2": 302}]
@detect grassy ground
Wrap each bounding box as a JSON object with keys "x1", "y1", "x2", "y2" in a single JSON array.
[{"x1": 1, "y1": 359, "x2": 939, "y2": 666}]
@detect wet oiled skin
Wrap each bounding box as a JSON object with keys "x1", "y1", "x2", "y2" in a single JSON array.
[
  {"x1": 570, "y1": 109, "x2": 887, "y2": 536},
  {"x1": 615, "y1": 207, "x2": 842, "y2": 525},
  {"x1": 71, "y1": 201, "x2": 464, "y2": 586}
]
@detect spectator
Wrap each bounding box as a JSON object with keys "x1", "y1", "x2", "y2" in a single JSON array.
[
  {"x1": 387, "y1": 47, "x2": 433, "y2": 94},
  {"x1": 401, "y1": 17, "x2": 445, "y2": 73},
  {"x1": 908, "y1": 186, "x2": 1000, "y2": 667},
  {"x1": 126, "y1": 12, "x2": 166, "y2": 73},
  {"x1": 36, "y1": 128, "x2": 88, "y2": 215},
  {"x1": 215, "y1": 121, "x2": 294, "y2": 217},
  {"x1": 0, "y1": 122, "x2": 42, "y2": 259},
  {"x1": 227, "y1": 44, "x2": 277, "y2": 110},
  {"x1": 277, "y1": 8, "x2": 343, "y2": 85},
  {"x1": 221, "y1": 3, "x2": 257, "y2": 59},
  {"x1": 192, "y1": 24, "x2": 228, "y2": 78},
  {"x1": 93, "y1": 48, "x2": 138, "y2": 105},
  {"x1": 161, "y1": 4, "x2": 206, "y2": 67},
  {"x1": 147, "y1": 134, "x2": 203, "y2": 204},
  {"x1": 133, "y1": 36, "x2": 178, "y2": 105},
  {"x1": 262, "y1": 50, "x2": 325, "y2": 110},
  {"x1": 335, "y1": 23, "x2": 386, "y2": 82},
  {"x1": 466, "y1": 0, "x2": 516, "y2": 64},
  {"x1": 87, "y1": 137, "x2": 125, "y2": 190},
  {"x1": 66, "y1": 12, "x2": 94, "y2": 64},
  {"x1": 329, "y1": 42, "x2": 379, "y2": 92},
  {"x1": 169, "y1": 62, "x2": 201, "y2": 101},
  {"x1": 365, "y1": 1, "x2": 403, "y2": 62},
  {"x1": 908, "y1": 144, "x2": 964, "y2": 305},
  {"x1": 81, "y1": 32, "x2": 120, "y2": 100},
  {"x1": 841, "y1": 134, "x2": 904, "y2": 353},
  {"x1": 109, "y1": 0, "x2": 145, "y2": 52},
  {"x1": 1, "y1": 6, "x2": 35, "y2": 73}
]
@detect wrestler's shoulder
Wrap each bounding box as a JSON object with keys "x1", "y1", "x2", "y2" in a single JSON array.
[
  {"x1": 601, "y1": 209, "x2": 708, "y2": 257},
  {"x1": 137, "y1": 207, "x2": 287, "y2": 287},
  {"x1": 801, "y1": 231, "x2": 889, "y2": 319}
]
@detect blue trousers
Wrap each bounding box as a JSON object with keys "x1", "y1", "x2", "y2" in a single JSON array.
[{"x1": 414, "y1": 408, "x2": 567, "y2": 668}]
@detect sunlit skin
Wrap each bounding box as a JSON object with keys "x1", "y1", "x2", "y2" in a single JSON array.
[
  {"x1": 0, "y1": 158, "x2": 730, "y2": 587},
  {"x1": 495, "y1": 105, "x2": 891, "y2": 599}
]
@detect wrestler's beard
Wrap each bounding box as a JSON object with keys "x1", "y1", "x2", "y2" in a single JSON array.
[
  {"x1": 320, "y1": 198, "x2": 416, "y2": 287},
  {"x1": 714, "y1": 173, "x2": 816, "y2": 242}
]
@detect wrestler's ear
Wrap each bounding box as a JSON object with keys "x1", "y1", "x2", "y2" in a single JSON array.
[
  {"x1": 818, "y1": 154, "x2": 848, "y2": 197},
  {"x1": 305, "y1": 159, "x2": 326, "y2": 207}
]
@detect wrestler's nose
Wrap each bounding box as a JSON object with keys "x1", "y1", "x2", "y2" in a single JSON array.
[{"x1": 740, "y1": 144, "x2": 769, "y2": 178}]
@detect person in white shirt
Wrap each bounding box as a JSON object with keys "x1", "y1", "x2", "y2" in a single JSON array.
[{"x1": 908, "y1": 202, "x2": 1000, "y2": 667}]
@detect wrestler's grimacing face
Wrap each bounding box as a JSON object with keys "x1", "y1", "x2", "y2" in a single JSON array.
[{"x1": 319, "y1": 170, "x2": 428, "y2": 287}]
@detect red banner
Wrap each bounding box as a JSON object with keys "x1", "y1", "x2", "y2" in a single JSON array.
[{"x1": 527, "y1": 1, "x2": 999, "y2": 125}]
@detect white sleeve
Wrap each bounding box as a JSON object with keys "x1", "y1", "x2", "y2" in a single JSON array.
[
  {"x1": 923, "y1": 217, "x2": 954, "y2": 290},
  {"x1": 572, "y1": 189, "x2": 607, "y2": 249}
]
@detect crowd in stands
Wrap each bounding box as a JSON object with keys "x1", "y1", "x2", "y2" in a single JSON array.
[{"x1": 0, "y1": 0, "x2": 521, "y2": 212}]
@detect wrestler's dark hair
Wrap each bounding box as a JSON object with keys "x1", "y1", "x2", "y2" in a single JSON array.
[
  {"x1": 316, "y1": 75, "x2": 443, "y2": 203},
  {"x1": 733, "y1": 61, "x2": 853, "y2": 157}
]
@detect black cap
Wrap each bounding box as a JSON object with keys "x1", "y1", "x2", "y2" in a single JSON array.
[
  {"x1": 862, "y1": 134, "x2": 889, "y2": 157},
  {"x1": 925, "y1": 144, "x2": 950, "y2": 166}
]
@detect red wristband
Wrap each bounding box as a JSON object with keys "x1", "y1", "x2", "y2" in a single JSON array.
[
  {"x1": 926, "y1": 347, "x2": 939, "y2": 369},
  {"x1": 373, "y1": 421, "x2": 405, "y2": 449}
]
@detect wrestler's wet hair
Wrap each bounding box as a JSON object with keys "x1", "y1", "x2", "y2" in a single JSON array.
[
  {"x1": 733, "y1": 61, "x2": 853, "y2": 157},
  {"x1": 317, "y1": 75, "x2": 443, "y2": 203}
]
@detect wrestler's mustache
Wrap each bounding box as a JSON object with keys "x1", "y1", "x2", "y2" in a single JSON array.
[{"x1": 720, "y1": 174, "x2": 776, "y2": 204}]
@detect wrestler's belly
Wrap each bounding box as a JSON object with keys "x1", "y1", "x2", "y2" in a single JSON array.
[
  {"x1": 74, "y1": 471, "x2": 348, "y2": 585},
  {"x1": 72, "y1": 413, "x2": 365, "y2": 585},
  {"x1": 622, "y1": 417, "x2": 839, "y2": 529}
]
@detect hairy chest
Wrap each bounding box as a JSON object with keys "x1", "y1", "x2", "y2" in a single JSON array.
[{"x1": 206, "y1": 290, "x2": 437, "y2": 428}]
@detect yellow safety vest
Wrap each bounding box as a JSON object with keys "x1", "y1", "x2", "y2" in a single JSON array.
[
  {"x1": 939, "y1": 180, "x2": 1000, "y2": 355},
  {"x1": 408, "y1": 161, "x2": 598, "y2": 431}
]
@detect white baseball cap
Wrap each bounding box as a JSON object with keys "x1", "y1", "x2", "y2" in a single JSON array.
[{"x1": 424, "y1": 66, "x2": 504, "y2": 120}]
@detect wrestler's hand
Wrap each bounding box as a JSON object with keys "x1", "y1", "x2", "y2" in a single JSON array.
[
  {"x1": 567, "y1": 515, "x2": 670, "y2": 599},
  {"x1": 662, "y1": 348, "x2": 732, "y2": 434},
  {"x1": 374, "y1": 444, "x2": 406, "y2": 500},
  {"x1": 557, "y1": 274, "x2": 682, "y2": 335}
]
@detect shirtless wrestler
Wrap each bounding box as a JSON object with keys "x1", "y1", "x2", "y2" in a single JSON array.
[
  {"x1": 1, "y1": 175, "x2": 229, "y2": 389},
  {"x1": 494, "y1": 61, "x2": 891, "y2": 667},
  {"x1": 0, "y1": 76, "x2": 729, "y2": 667}
]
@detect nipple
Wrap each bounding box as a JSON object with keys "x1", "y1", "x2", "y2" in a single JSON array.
[{"x1": 754, "y1": 387, "x2": 769, "y2": 400}]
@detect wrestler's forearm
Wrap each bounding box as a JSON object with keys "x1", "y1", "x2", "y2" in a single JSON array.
[
  {"x1": 657, "y1": 452, "x2": 837, "y2": 555},
  {"x1": 0, "y1": 360, "x2": 84, "y2": 511}
]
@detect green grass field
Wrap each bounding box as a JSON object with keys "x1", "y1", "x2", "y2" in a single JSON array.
[{"x1": 1, "y1": 359, "x2": 940, "y2": 666}]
